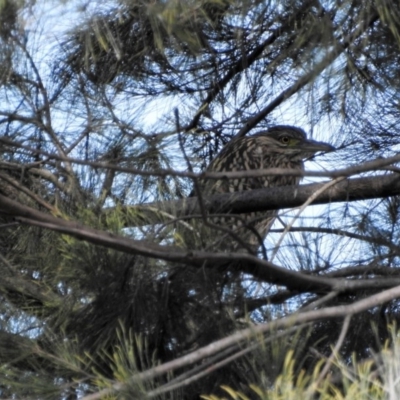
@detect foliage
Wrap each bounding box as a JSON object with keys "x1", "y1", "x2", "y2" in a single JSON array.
[
  {"x1": 202, "y1": 327, "x2": 400, "y2": 400},
  {"x1": 1, "y1": 0, "x2": 400, "y2": 398}
]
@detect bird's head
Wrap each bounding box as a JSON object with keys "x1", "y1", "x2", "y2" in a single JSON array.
[{"x1": 254, "y1": 126, "x2": 335, "y2": 160}]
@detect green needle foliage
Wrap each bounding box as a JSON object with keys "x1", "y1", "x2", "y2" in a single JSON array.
[
  {"x1": 1, "y1": 0, "x2": 400, "y2": 398},
  {"x1": 203, "y1": 327, "x2": 400, "y2": 400}
]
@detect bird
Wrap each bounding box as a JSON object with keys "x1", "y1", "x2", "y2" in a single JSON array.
[{"x1": 197, "y1": 125, "x2": 334, "y2": 253}]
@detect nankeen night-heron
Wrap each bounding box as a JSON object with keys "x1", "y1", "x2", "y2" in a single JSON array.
[{"x1": 198, "y1": 125, "x2": 335, "y2": 252}]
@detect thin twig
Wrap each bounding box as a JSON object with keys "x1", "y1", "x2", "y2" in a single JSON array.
[
  {"x1": 175, "y1": 108, "x2": 256, "y2": 253},
  {"x1": 313, "y1": 315, "x2": 351, "y2": 388},
  {"x1": 147, "y1": 325, "x2": 306, "y2": 398},
  {"x1": 270, "y1": 226, "x2": 400, "y2": 255},
  {"x1": 80, "y1": 285, "x2": 400, "y2": 400},
  {"x1": 270, "y1": 177, "x2": 346, "y2": 262},
  {"x1": 300, "y1": 291, "x2": 339, "y2": 313},
  {"x1": 3, "y1": 135, "x2": 400, "y2": 181},
  {"x1": 236, "y1": 10, "x2": 378, "y2": 137}
]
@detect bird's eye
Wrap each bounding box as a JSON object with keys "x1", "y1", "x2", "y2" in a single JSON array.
[{"x1": 280, "y1": 136, "x2": 290, "y2": 144}]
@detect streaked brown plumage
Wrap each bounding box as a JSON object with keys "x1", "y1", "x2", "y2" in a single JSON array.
[{"x1": 200, "y1": 125, "x2": 334, "y2": 252}]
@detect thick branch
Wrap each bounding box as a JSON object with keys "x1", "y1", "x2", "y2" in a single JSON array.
[
  {"x1": 122, "y1": 174, "x2": 400, "y2": 226},
  {"x1": 1, "y1": 192, "x2": 400, "y2": 294},
  {"x1": 81, "y1": 284, "x2": 400, "y2": 400}
]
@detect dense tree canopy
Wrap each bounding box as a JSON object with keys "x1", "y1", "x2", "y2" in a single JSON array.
[{"x1": 1, "y1": 0, "x2": 400, "y2": 398}]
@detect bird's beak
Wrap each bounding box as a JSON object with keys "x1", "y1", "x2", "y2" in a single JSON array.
[{"x1": 300, "y1": 139, "x2": 335, "y2": 154}]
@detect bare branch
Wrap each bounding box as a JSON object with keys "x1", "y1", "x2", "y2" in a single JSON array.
[
  {"x1": 236, "y1": 9, "x2": 379, "y2": 137},
  {"x1": 81, "y1": 285, "x2": 400, "y2": 400},
  {"x1": 1, "y1": 193, "x2": 399, "y2": 294},
  {"x1": 120, "y1": 174, "x2": 400, "y2": 227},
  {"x1": 271, "y1": 226, "x2": 400, "y2": 255},
  {"x1": 3, "y1": 135, "x2": 400, "y2": 181},
  {"x1": 314, "y1": 315, "x2": 351, "y2": 388},
  {"x1": 270, "y1": 177, "x2": 346, "y2": 262}
]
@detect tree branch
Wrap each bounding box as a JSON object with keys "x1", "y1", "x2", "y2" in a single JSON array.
[
  {"x1": 271, "y1": 226, "x2": 400, "y2": 255},
  {"x1": 81, "y1": 284, "x2": 400, "y2": 400},
  {"x1": 121, "y1": 174, "x2": 400, "y2": 226},
  {"x1": 236, "y1": 9, "x2": 378, "y2": 137},
  {"x1": 1, "y1": 193, "x2": 400, "y2": 294}
]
